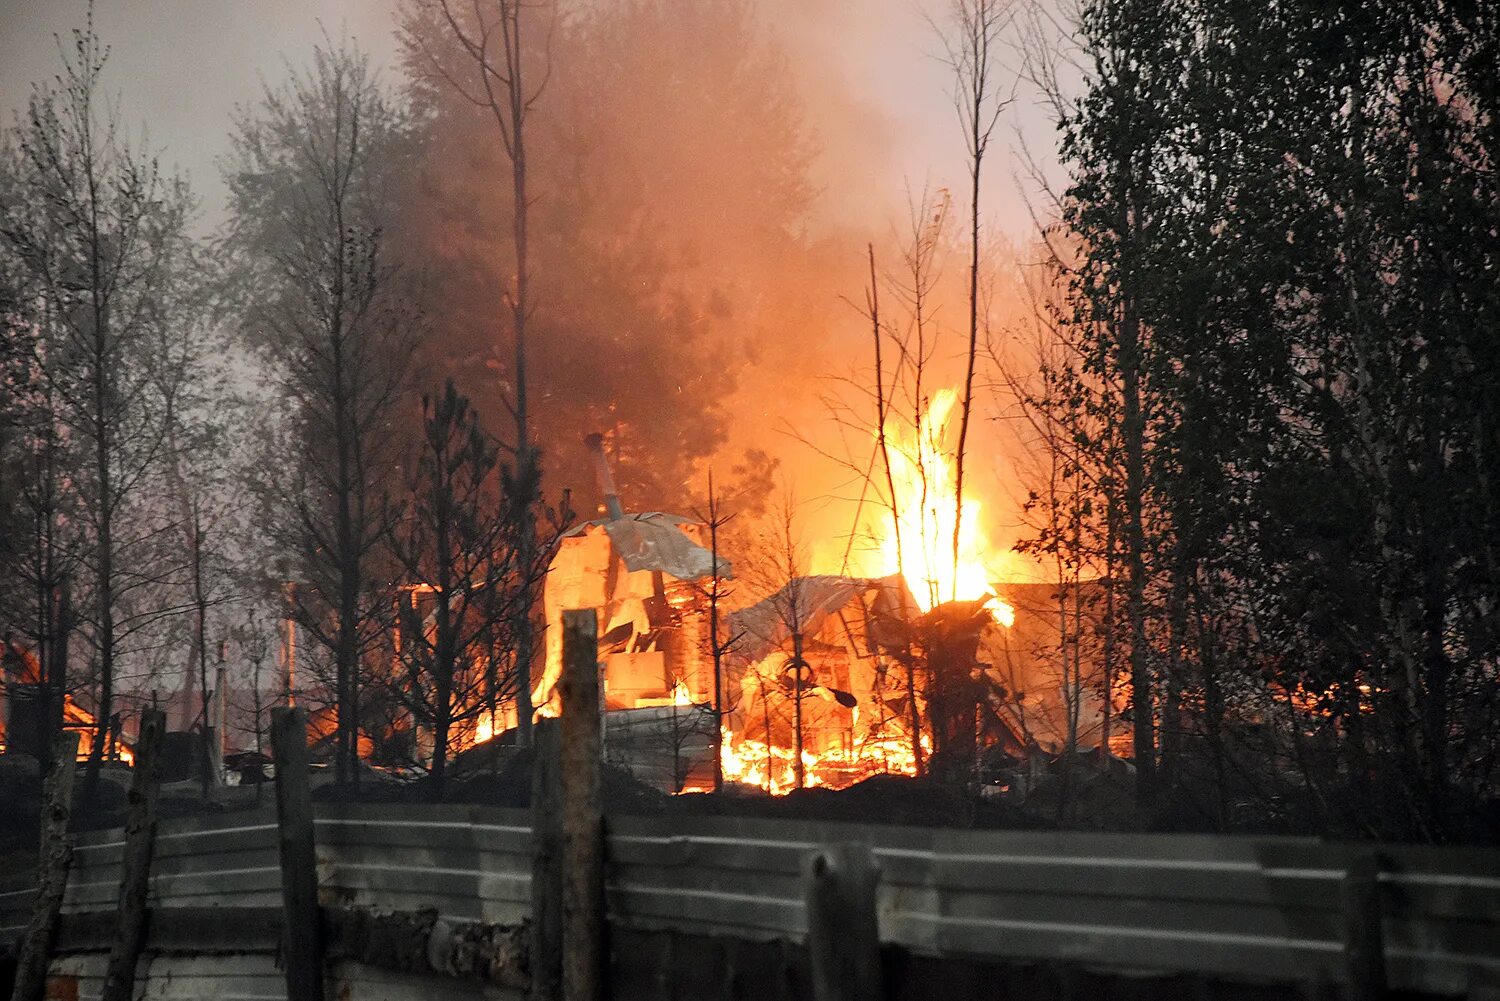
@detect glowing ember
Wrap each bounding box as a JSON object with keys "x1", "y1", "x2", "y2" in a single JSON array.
[
  {"x1": 719, "y1": 727, "x2": 930, "y2": 796},
  {"x1": 845, "y1": 387, "x2": 1015, "y2": 625}
]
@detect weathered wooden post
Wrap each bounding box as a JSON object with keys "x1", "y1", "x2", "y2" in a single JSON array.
[
  {"x1": 530, "y1": 715, "x2": 564, "y2": 1001},
  {"x1": 559, "y1": 609, "x2": 604, "y2": 1001},
  {"x1": 99, "y1": 709, "x2": 165, "y2": 1001},
  {"x1": 271, "y1": 706, "x2": 324, "y2": 1001},
  {"x1": 804, "y1": 842, "x2": 885, "y2": 1001},
  {"x1": 9, "y1": 730, "x2": 81, "y2": 1001},
  {"x1": 1342, "y1": 852, "x2": 1388, "y2": 1001}
]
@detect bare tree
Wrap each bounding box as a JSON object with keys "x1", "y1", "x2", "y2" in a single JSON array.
[
  {"x1": 940, "y1": 0, "x2": 1014, "y2": 603},
  {"x1": 0, "y1": 10, "x2": 205, "y2": 799},
  {"x1": 0, "y1": 295, "x2": 81, "y2": 774},
  {"x1": 221, "y1": 39, "x2": 418, "y2": 786},
  {"x1": 401, "y1": 0, "x2": 553, "y2": 746},
  {"x1": 789, "y1": 189, "x2": 955, "y2": 776},
  {"x1": 741, "y1": 489, "x2": 813, "y2": 789},
  {"x1": 230, "y1": 607, "x2": 275, "y2": 804},
  {"x1": 693, "y1": 470, "x2": 744, "y2": 793},
  {"x1": 162, "y1": 407, "x2": 241, "y2": 796}
]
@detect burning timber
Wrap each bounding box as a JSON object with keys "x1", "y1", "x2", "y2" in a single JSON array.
[
  {"x1": 0, "y1": 637, "x2": 133, "y2": 766},
  {"x1": 529, "y1": 434, "x2": 1126, "y2": 795},
  {"x1": 246, "y1": 426, "x2": 1123, "y2": 799}
]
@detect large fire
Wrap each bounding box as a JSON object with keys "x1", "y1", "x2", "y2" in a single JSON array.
[
  {"x1": 715, "y1": 387, "x2": 1016, "y2": 796},
  {"x1": 454, "y1": 387, "x2": 1019, "y2": 798},
  {"x1": 841, "y1": 387, "x2": 1015, "y2": 625}
]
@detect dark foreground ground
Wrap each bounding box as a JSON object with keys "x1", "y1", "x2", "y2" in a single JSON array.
[
  {"x1": 0, "y1": 745, "x2": 1087, "y2": 860},
  {"x1": 3, "y1": 744, "x2": 1496, "y2": 859}
]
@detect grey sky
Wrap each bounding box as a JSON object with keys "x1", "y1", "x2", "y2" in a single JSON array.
[
  {"x1": 0, "y1": 0, "x2": 1064, "y2": 240},
  {"x1": 0, "y1": 0, "x2": 402, "y2": 230}
]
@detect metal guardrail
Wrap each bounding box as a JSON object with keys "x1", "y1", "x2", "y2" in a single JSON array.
[
  {"x1": 5, "y1": 804, "x2": 1500, "y2": 998},
  {"x1": 603, "y1": 814, "x2": 1500, "y2": 996}
]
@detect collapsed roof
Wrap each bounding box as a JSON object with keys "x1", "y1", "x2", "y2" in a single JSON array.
[
  {"x1": 728, "y1": 574, "x2": 917, "y2": 663},
  {"x1": 556, "y1": 511, "x2": 730, "y2": 581}
]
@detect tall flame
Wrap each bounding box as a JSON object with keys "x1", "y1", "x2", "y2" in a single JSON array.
[{"x1": 851, "y1": 387, "x2": 1015, "y2": 625}]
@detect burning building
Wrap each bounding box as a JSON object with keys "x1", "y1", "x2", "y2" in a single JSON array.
[
  {"x1": 268, "y1": 392, "x2": 1118, "y2": 797},
  {"x1": 0, "y1": 634, "x2": 131, "y2": 764},
  {"x1": 720, "y1": 573, "x2": 928, "y2": 792},
  {"x1": 528, "y1": 435, "x2": 726, "y2": 790},
  {"x1": 536, "y1": 511, "x2": 722, "y2": 714}
]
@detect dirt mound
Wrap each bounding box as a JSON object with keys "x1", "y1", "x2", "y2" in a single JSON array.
[
  {"x1": 668, "y1": 774, "x2": 1049, "y2": 830},
  {"x1": 445, "y1": 746, "x2": 669, "y2": 816}
]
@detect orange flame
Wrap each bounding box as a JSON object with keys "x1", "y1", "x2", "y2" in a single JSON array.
[
  {"x1": 836, "y1": 387, "x2": 1015, "y2": 625},
  {"x1": 718, "y1": 726, "x2": 931, "y2": 796}
]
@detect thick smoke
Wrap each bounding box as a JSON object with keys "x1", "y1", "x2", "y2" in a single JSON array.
[
  {"x1": 394, "y1": 0, "x2": 1040, "y2": 564},
  {"x1": 0, "y1": 0, "x2": 1050, "y2": 566}
]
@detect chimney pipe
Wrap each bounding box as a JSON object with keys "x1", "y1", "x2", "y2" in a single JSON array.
[{"x1": 584, "y1": 433, "x2": 626, "y2": 521}]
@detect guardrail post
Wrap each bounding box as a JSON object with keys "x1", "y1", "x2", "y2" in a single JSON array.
[
  {"x1": 271, "y1": 706, "x2": 324, "y2": 1001},
  {"x1": 9, "y1": 729, "x2": 81, "y2": 1001},
  {"x1": 100, "y1": 709, "x2": 165, "y2": 1001},
  {"x1": 1341, "y1": 852, "x2": 1387, "y2": 1001},
  {"x1": 530, "y1": 715, "x2": 564, "y2": 1000},
  {"x1": 560, "y1": 608, "x2": 604, "y2": 1001},
  {"x1": 805, "y1": 842, "x2": 885, "y2": 1001}
]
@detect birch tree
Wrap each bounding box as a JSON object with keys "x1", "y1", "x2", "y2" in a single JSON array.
[{"x1": 0, "y1": 11, "x2": 204, "y2": 798}]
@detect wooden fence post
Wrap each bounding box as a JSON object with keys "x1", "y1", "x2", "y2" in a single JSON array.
[
  {"x1": 8, "y1": 730, "x2": 81, "y2": 1001},
  {"x1": 271, "y1": 706, "x2": 324, "y2": 1001},
  {"x1": 99, "y1": 709, "x2": 165, "y2": 1001},
  {"x1": 805, "y1": 842, "x2": 885, "y2": 1001},
  {"x1": 530, "y1": 715, "x2": 564, "y2": 1001},
  {"x1": 560, "y1": 609, "x2": 604, "y2": 1001},
  {"x1": 1342, "y1": 852, "x2": 1388, "y2": 1001}
]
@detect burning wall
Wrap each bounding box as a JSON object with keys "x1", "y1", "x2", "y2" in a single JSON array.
[
  {"x1": 537, "y1": 512, "x2": 724, "y2": 714},
  {"x1": 0, "y1": 636, "x2": 129, "y2": 762}
]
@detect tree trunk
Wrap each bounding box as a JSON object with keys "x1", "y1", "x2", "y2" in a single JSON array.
[
  {"x1": 1121, "y1": 291, "x2": 1155, "y2": 810},
  {"x1": 508, "y1": 0, "x2": 538, "y2": 750},
  {"x1": 1114, "y1": 132, "x2": 1154, "y2": 809},
  {"x1": 100, "y1": 710, "x2": 165, "y2": 1001},
  {"x1": 431, "y1": 656, "x2": 452, "y2": 803},
  {"x1": 793, "y1": 631, "x2": 806, "y2": 790},
  {"x1": 559, "y1": 610, "x2": 604, "y2": 1001},
  {"x1": 9, "y1": 730, "x2": 80, "y2": 1001}
]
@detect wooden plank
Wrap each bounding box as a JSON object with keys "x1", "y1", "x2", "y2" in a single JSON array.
[
  {"x1": 560, "y1": 608, "x2": 604, "y2": 1001},
  {"x1": 9, "y1": 730, "x2": 80, "y2": 1001},
  {"x1": 271, "y1": 707, "x2": 325, "y2": 1001},
  {"x1": 530, "y1": 716, "x2": 563, "y2": 1001},
  {"x1": 1343, "y1": 852, "x2": 1389, "y2": 1001},
  {"x1": 606, "y1": 885, "x2": 803, "y2": 940},
  {"x1": 100, "y1": 708, "x2": 165, "y2": 1001},
  {"x1": 805, "y1": 843, "x2": 885, "y2": 1001}
]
